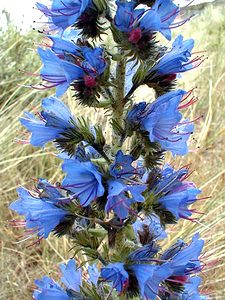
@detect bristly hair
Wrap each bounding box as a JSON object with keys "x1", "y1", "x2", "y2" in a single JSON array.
[
  {"x1": 153, "y1": 203, "x2": 177, "y2": 225},
  {"x1": 145, "y1": 74, "x2": 177, "y2": 96},
  {"x1": 164, "y1": 279, "x2": 186, "y2": 295},
  {"x1": 135, "y1": 0, "x2": 156, "y2": 6},
  {"x1": 76, "y1": 7, "x2": 106, "y2": 39},
  {"x1": 124, "y1": 267, "x2": 140, "y2": 298},
  {"x1": 142, "y1": 137, "x2": 165, "y2": 169},
  {"x1": 71, "y1": 81, "x2": 101, "y2": 106},
  {"x1": 111, "y1": 25, "x2": 158, "y2": 62},
  {"x1": 54, "y1": 215, "x2": 75, "y2": 238}
]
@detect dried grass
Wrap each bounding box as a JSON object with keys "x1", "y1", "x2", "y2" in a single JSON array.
[{"x1": 0, "y1": 6, "x2": 224, "y2": 299}]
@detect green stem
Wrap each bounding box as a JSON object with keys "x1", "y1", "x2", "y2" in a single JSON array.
[{"x1": 112, "y1": 51, "x2": 127, "y2": 152}]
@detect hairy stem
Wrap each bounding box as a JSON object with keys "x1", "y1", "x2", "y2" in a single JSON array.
[{"x1": 112, "y1": 50, "x2": 127, "y2": 152}]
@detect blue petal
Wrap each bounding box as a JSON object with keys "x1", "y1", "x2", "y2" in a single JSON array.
[
  {"x1": 82, "y1": 47, "x2": 106, "y2": 76},
  {"x1": 115, "y1": 1, "x2": 137, "y2": 32},
  {"x1": 101, "y1": 262, "x2": 128, "y2": 293},
  {"x1": 62, "y1": 160, "x2": 105, "y2": 206},
  {"x1": 48, "y1": 31, "x2": 81, "y2": 55},
  {"x1": 42, "y1": 97, "x2": 72, "y2": 123},
  {"x1": 170, "y1": 233, "x2": 204, "y2": 275},
  {"x1": 130, "y1": 263, "x2": 172, "y2": 299},
  {"x1": 10, "y1": 187, "x2": 67, "y2": 238},
  {"x1": 133, "y1": 214, "x2": 167, "y2": 241},
  {"x1": 60, "y1": 259, "x2": 82, "y2": 292},
  {"x1": 88, "y1": 263, "x2": 100, "y2": 285},
  {"x1": 34, "y1": 276, "x2": 69, "y2": 300}
]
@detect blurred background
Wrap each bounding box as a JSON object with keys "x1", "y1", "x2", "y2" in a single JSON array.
[{"x1": 0, "y1": 0, "x2": 225, "y2": 299}]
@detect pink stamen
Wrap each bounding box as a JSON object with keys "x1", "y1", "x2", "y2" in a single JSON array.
[
  {"x1": 178, "y1": 115, "x2": 204, "y2": 125},
  {"x1": 26, "y1": 236, "x2": 44, "y2": 248},
  {"x1": 178, "y1": 96, "x2": 198, "y2": 109},
  {"x1": 18, "y1": 70, "x2": 40, "y2": 77},
  {"x1": 36, "y1": 112, "x2": 47, "y2": 122},
  {"x1": 161, "y1": 8, "x2": 179, "y2": 23},
  {"x1": 166, "y1": 276, "x2": 188, "y2": 284},
  {"x1": 15, "y1": 138, "x2": 30, "y2": 145},
  {"x1": 169, "y1": 15, "x2": 193, "y2": 29},
  {"x1": 181, "y1": 170, "x2": 194, "y2": 181}
]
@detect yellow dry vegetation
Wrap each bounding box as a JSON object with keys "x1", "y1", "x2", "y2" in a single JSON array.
[{"x1": 0, "y1": 6, "x2": 224, "y2": 299}]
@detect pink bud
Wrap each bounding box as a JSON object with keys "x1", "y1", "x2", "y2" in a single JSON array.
[
  {"x1": 128, "y1": 28, "x2": 142, "y2": 44},
  {"x1": 84, "y1": 75, "x2": 97, "y2": 88}
]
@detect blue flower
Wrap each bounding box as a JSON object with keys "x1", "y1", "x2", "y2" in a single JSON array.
[
  {"x1": 36, "y1": 0, "x2": 92, "y2": 31},
  {"x1": 161, "y1": 233, "x2": 204, "y2": 278},
  {"x1": 153, "y1": 163, "x2": 188, "y2": 194},
  {"x1": 48, "y1": 29, "x2": 81, "y2": 56},
  {"x1": 20, "y1": 97, "x2": 74, "y2": 147},
  {"x1": 168, "y1": 233, "x2": 204, "y2": 276},
  {"x1": 129, "y1": 263, "x2": 172, "y2": 299},
  {"x1": 33, "y1": 276, "x2": 69, "y2": 300},
  {"x1": 157, "y1": 186, "x2": 201, "y2": 221},
  {"x1": 126, "y1": 90, "x2": 195, "y2": 156},
  {"x1": 115, "y1": 0, "x2": 181, "y2": 41},
  {"x1": 37, "y1": 44, "x2": 107, "y2": 95},
  {"x1": 101, "y1": 262, "x2": 129, "y2": 293},
  {"x1": 82, "y1": 47, "x2": 107, "y2": 77},
  {"x1": 106, "y1": 151, "x2": 146, "y2": 219},
  {"x1": 114, "y1": 1, "x2": 144, "y2": 33},
  {"x1": 38, "y1": 48, "x2": 84, "y2": 96},
  {"x1": 141, "y1": 0, "x2": 180, "y2": 40},
  {"x1": 9, "y1": 186, "x2": 68, "y2": 239},
  {"x1": 62, "y1": 159, "x2": 105, "y2": 206},
  {"x1": 143, "y1": 90, "x2": 194, "y2": 156},
  {"x1": 152, "y1": 164, "x2": 201, "y2": 221},
  {"x1": 132, "y1": 214, "x2": 167, "y2": 242},
  {"x1": 60, "y1": 259, "x2": 82, "y2": 292},
  {"x1": 149, "y1": 35, "x2": 196, "y2": 79},
  {"x1": 34, "y1": 259, "x2": 84, "y2": 299},
  {"x1": 178, "y1": 276, "x2": 206, "y2": 300},
  {"x1": 110, "y1": 150, "x2": 144, "y2": 179},
  {"x1": 105, "y1": 180, "x2": 146, "y2": 219},
  {"x1": 88, "y1": 263, "x2": 100, "y2": 285},
  {"x1": 157, "y1": 237, "x2": 205, "y2": 298}
]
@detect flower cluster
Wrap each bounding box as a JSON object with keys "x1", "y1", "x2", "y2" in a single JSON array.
[
  {"x1": 9, "y1": 0, "x2": 208, "y2": 299},
  {"x1": 37, "y1": 35, "x2": 107, "y2": 105}
]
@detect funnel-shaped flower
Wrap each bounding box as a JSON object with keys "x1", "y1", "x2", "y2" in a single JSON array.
[
  {"x1": 106, "y1": 180, "x2": 146, "y2": 219},
  {"x1": 115, "y1": 0, "x2": 181, "y2": 41},
  {"x1": 126, "y1": 90, "x2": 194, "y2": 156},
  {"x1": 34, "y1": 259, "x2": 96, "y2": 299},
  {"x1": 10, "y1": 186, "x2": 68, "y2": 239},
  {"x1": 150, "y1": 164, "x2": 201, "y2": 221},
  {"x1": 38, "y1": 48, "x2": 84, "y2": 96},
  {"x1": 148, "y1": 35, "x2": 196, "y2": 79},
  {"x1": 33, "y1": 276, "x2": 69, "y2": 300},
  {"x1": 101, "y1": 262, "x2": 129, "y2": 293},
  {"x1": 37, "y1": 44, "x2": 107, "y2": 100},
  {"x1": 62, "y1": 159, "x2": 105, "y2": 207},
  {"x1": 164, "y1": 233, "x2": 204, "y2": 276},
  {"x1": 36, "y1": 0, "x2": 92, "y2": 31},
  {"x1": 20, "y1": 97, "x2": 74, "y2": 147}
]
